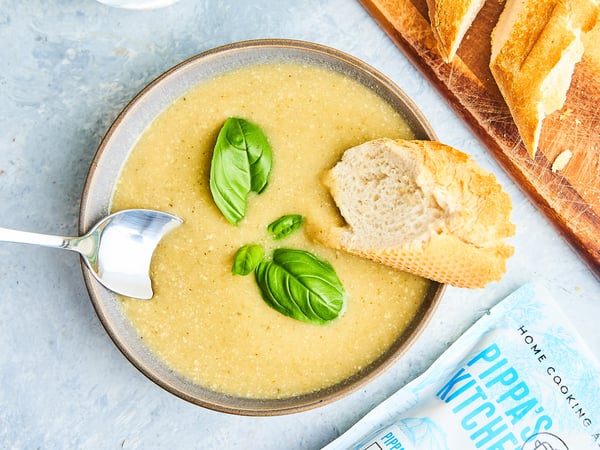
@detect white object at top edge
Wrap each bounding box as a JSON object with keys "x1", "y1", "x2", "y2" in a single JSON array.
[{"x1": 96, "y1": 0, "x2": 181, "y2": 10}]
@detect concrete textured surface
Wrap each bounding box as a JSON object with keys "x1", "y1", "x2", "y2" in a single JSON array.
[{"x1": 0, "y1": 1, "x2": 598, "y2": 448}]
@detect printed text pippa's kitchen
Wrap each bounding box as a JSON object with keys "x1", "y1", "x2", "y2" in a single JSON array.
[
  {"x1": 325, "y1": 285, "x2": 600, "y2": 450},
  {"x1": 436, "y1": 342, "x2": 551, "y2": 448},
  {"x1": 436, "y1": 324, "x2": 599, "y2": 448}
]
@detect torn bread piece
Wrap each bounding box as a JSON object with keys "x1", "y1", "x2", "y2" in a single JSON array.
[
  {"x1": 426, "y1": 0, "x2": 486, "y2": 62},
  {"x1": 320, "y1": 138, "x2": 515, "y2": 289},
  {"x1": 490, "y1": 0, "x2": 599, "y2": 158}
]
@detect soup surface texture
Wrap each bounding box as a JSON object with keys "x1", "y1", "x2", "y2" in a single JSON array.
[{"x1": 111, "y1": 63, "x2": 431, "y2": 399}]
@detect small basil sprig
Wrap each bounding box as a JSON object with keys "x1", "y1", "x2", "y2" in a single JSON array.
[
  {"x1": 232, "y1": 244, "x2": 265, "y2": 276},
  {"x1": 267, "y1": 214, "x2": 304, "y2": 240},
  {"x1": 254, "y1": 248, "x2": 347, "y2": 325},
  {"x1": 209, "y1": 117, "x2": 273, "y2": 225}
]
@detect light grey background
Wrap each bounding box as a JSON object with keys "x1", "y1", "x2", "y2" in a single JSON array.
[{"x1": 0, "y1": 1, "x2": 598, "y2": 448}]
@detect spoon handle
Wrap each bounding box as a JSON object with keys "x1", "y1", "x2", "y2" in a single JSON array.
[{"x1": 0, "y1": 227, "x2": 71, "y2": 249}]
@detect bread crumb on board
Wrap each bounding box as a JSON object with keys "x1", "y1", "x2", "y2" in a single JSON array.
[
  {"x1": 559, "y1": 108, "x2": 573, "y2": 120},
  {"x1": 551, "y1": 149, "x2": 573, "y2": 173}
]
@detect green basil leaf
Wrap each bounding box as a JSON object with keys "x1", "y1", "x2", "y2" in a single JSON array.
[
  {"x1": 267, "y1": 214, "x2": 304, "y2": 240},
  {"x1": 232, "y1": 244, "x2": 265, "y2": 276},
  {"x1": 209, "y1": 117, "x2": 273, "y2": 225},
  {"x1": 254, "y1": 248, "x2": 347, "y2": 325}
]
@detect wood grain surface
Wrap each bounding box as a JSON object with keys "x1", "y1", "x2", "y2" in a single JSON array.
[{"x1": 360, "y1": 0, "x2": 600, "y2": 278}]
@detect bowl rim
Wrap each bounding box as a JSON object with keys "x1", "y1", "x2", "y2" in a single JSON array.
[{"x1": 79, "y1": 38, "x2": 445, "y2": 416}]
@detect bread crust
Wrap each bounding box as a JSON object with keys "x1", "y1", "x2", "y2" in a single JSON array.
[
  {"x1": 406, "y1": 140, "x2": 515, "y2": 247},
  {"x1": 321, "y1": 138, "x2": 515, "y2": 289},
  {"x1": 341, "y1": 233, "x2": 513, "y2": 289},
  {"x1": 490, "y1": 0, "x2": 598, "y2": 157},
  {"x1": 426, "y1": 0, "x2": 486, "y2": 62}
]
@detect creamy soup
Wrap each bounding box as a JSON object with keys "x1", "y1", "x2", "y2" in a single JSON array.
[{"x1": 111, "y1": 63, "x2": 431, "y2": 399}]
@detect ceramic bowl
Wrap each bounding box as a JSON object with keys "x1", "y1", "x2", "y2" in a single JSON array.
[{"x1": 79, "y1": 39, "x2": 445, "y2": 416}]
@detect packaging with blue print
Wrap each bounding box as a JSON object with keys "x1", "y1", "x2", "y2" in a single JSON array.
[{"x1": 323, "y1": 283, "x2": 600, "y2": 450}]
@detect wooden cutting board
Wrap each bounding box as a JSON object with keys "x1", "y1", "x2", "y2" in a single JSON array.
[{"x1": 359, "y1": 0, "x2": 600, "y2": 278}]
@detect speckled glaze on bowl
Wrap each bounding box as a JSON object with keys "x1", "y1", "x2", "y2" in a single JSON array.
[{"x1": 79, "y1": 39, "x2": 445, "y2": 416}]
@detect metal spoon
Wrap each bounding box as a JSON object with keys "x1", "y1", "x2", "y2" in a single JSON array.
[{"x1": 0, "y1": 209, "x2": 183, "y2": 299}]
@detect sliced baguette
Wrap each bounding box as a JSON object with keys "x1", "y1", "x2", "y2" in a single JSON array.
[
  {"x1": 319, "y1": 138, "x2": 515, "y2": 289},
  {"x1": 490, "y1": 0, "x2": 598, "y2": 158},
  {"x1": 426, "y1": 0, "x2": 486, "y2": 62}
]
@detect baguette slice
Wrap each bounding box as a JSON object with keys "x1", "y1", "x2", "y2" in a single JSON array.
[
  {"x1": 426, "y1": 0, "x2": 486, "y2": 62},
  {"x1": 320, "y1": 139, "x2": 515, "y2": 289},
  {"x1": 490, "y1": 0, "x2": 598, "y2": 158}
]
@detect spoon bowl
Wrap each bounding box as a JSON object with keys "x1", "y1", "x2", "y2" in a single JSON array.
[{"x1": 0, "y1": 209, "x2": 182, "y2": 299}]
